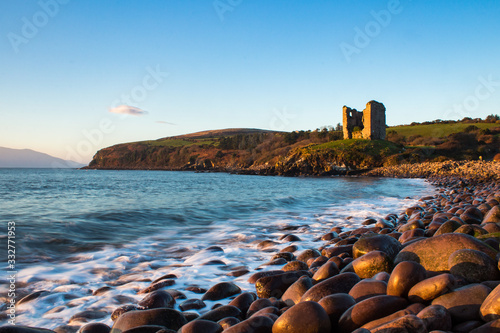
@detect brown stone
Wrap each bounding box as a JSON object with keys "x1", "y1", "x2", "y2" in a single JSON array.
[
  {"x1": 431, "y1": 283, "x2": 492, "y2": 322},
  {"x1": 352, "y1": 234, "x2": 402, "y2": 259},
  {"x1": 483, "y1": 206, "x2": 500, "y2": 223},
  {"x1": 178, "y1": 320, "x2": 222, "y2": 333},
  {"x1": 387, "y1": 261, "x2": 426, "y2": 298},
  {"x1": 300, "y1": 272, "x2": 360, "y2": 303},
  {"x1": 338, "y1": 295, "x2": 408, "y2": 332},
  {"x1": 408, "y1": 274, "x2": 456, "y2": 303},
  {"x1": 228, "y1": 292, "x2": 256, "y2": 315},
  {"x1": 448, "y1": 249, "x2": 500, "y2": 283},
  {"x1": 202, "y1": 282, "x2": 241, "y2": 301},
  {"x1": 470, "y1": 319, "x2": 500, "y2": 333},
  {"x1": 318, "y1": 294, "x2": 356, "y2": 329},
  {"x1": 255, "y1": 271, "x2": 310, "y2": 299},
  {"x1": 198, "y1": 305, "x2": 241, "y2": 322},
  {"x1": 348, "y1": 279, "x2": 387, "y2": 302},
  {"x1": 416, "y1": 305, "x2": 452, "y2": 331},
  {"x1": 312, "y1": 262, "x2": 339, "y2": 283},
  {"x1": 272, "y1": 301, "x2": 331, "y2": 333},
  {"x1": 110, "y1": 309, "x2": 187, "y2": 333},
  {"x1": 223, "y1": 316, "x2": 274, "y2": 333},
  {"x1": 281, "y1": 276, "x2": 313, "y2": 306},
  {"x1": 394, "y1": 233, "x2": 498, "y2": 273},
  {"x1": 480, "y1": 284, "x2": 500, "y2": 322},
  {"x1": 282, "y1": 261, "x2": 308, "y2": 272},
  {"x1": 341, "y1": 250, "x2": 393, "y2": 279}
]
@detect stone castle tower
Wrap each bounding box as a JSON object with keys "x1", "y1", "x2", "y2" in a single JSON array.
[{"x1": 342, "y1": 100, "x2": 386, "y2": 140}]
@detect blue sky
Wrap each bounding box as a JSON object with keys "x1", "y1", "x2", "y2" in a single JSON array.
[{"x1": 1, "y1": 0, "x2": 499, "y2": 163}]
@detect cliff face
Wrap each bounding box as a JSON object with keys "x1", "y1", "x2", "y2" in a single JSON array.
[{"x1": 85, "y1": 130, "x2": 403, "y2": 176}]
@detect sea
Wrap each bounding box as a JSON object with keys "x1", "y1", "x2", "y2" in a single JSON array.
[{"x1": 0, "y1": 169, "x2": 435, "y2": 328}]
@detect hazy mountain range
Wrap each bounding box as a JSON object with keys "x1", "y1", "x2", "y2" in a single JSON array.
[{"x1": 0, "y1": 147, "x2": 85, "y2": 168}]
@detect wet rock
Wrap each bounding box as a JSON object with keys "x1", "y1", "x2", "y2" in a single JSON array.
[
  {"x1": 280, "y1": 245, "x2": 298, "y2": 253},
  {"x1": 227, "y1": 269, "x2": 250, "y2": 277},
  {"x1": 123, "y1": 326, "x2": 171, "y2": 333},
  {"x1": 223, "y1": 316, "x2": 274, "y2": 333},
  {"x1": 78, "y1": 323, "x2": 110, "y2": 333},
  {"x1": 272, "y1": 252, "x2": 294, "y2": 261},
  {"x1": 318, "y1": 293, "x2": 356, "y2": 328},
  {"x1": 434, "y1": 220, "x2": 462, "y2": 236},
  {"x1": 138, "y1": 290, "x2": 175, "y2": 309},
  {"x1": 352, "y1": 234, "x2": 402, "y2": 259},
  {"x1": 92, "y1": 287, "x2": 112, "y2": 296},
  {"x1": 0, "y1": 327, "x2": 56, "y2": 333},
  {"x1": 395, "y1": 233, "x2": 498, "y2": 273},
  {"x1": 255, "y1": 271, "x2": 310, "y2": 299},
  {"x1": 483, "y1": 206, "x2": 500, "y2": 223},
  {"x1": 151, "y1": 273, "x2": 178, "y2": 284},
  {"x1": 470, "y1": 319, "x2": 500, "y2": 333},
  {"x1": 281, "y1": 234, "x2": 301, "y2": 242},
  {"x1": 17, "y1": 290, "x2": 50, "y2": 305},
  {"x1": 460, "y1": 206, "x2": 483, "y2": 224},
  {"x1": 272, "y1": 301, "x2": 330, "y2": 333},
  {"x1": 296, "y1": 249, "x2": 321, "y2": 262},
  {"x1": 408, "y1": 274, "x2": 456, "y2": 303},
  {"x1": 452, "y1": 320, "x2": 484, "y2": 332},
  {"x1": 312, "y1": 262, "x2": 339, "y2": 283},
  {"x1": 185, "y1": 286, "x2": 207, "y2": 294},
  {"x1": 387, "y1": 261, "x2": 427, "y2": 298},
  {"x1": 217, "y1": 317, "x2": 240, "y2": 330},
  {"x1": 369, "y1": 314, "x2": 426, "y2": 333},
  {"x1": 258, "y1": 240, "x2": 279, "y2": 250},
  {"x1": 178, "y1": 320, "x2": 223, "y2": 333},
  {"x1": 69, "y1": 310, "x2": 108, "y2": 324},
  {"x1": 228, "y1": 292, "x2": 256, "y2": 314},
  {"x1": 341, "y1": 250, "x2": 393, "y2": 279},
  {"x1": 448, "y1": 249, "x2": 500, "y2": 283},
  {"x1": 198, "y1": 305, "x2": 241, "y2": 322},
  {"x1": 247, "y1": 299, "x2": 274, "y2": 318},
  {"x1": 361, "y1": 308, "x2": 415, "y2": 331},
  {"x1": 416, "y1": 305, "x2": 452, "y2": 331},
  {"x1": 249, "y1": 306, "x2": 280, "y2": 320},
  {"x1": 248, "y1": 270, "x2": 284, "y2": 284},
  {"x1": 321, "y1": 245, "x2": 353, "y2": 258},
  {"x1": 110, "y1": 308, "x2": 187, "y2": 333},
  {"x1": 282, "y1": 260, "x2": 308, "y2": 272},
  {"x1": 164, "y1": 289, "x2": 187, "y2": 300},
  {"x1": 480, "y1": 284, "x2": 500, "y2": 321},
  {"x1": 300, "y1": 272, "x2": 360, "y2": 302},
  {"x1": 137, "y1": 280, "x2": 175, "y2": 294},
  {"x1": 202, "y1": 282, "x2": 241, "y2": 301},
  {"x1": 281, "y1": 275, "x2": 313, "y2": 306},
  {"x1": 431, "y1": 283, "x2": 492, "y2": 322},
  {"x1": 338, "y1": 295, "x2": 408, "y2": 332},
  {"x1": 53, "y1": 326, "x2": 79, "y2": 333},
  {"x1": 348, "y1": 279, "x2": 387, "y2": 302},
  {"x1": 111, "y1": 305, "x2": 138, "y2": 321},
  {"x1": 179, "y1": 298, "x2": 206, "y2": 311}
]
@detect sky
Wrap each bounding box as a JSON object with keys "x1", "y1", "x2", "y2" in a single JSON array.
[{"x1": 1, "y1": 0, "x2": 499, "y2": 164}]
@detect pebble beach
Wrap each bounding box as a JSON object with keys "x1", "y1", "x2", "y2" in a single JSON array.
[{"x1": 2, "y1": 161, "x2": 500, "y2": 333}]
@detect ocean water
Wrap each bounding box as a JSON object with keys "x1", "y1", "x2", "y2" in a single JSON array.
[{"x1": 0, "y1": 169, "x2": 434, "y2": 328}]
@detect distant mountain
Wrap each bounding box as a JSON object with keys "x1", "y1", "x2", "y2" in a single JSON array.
[{"x1": 0, "y1": 147, "x2": 85, "y2": 168}]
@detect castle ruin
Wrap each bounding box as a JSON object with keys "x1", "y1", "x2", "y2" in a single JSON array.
[{"x1": 342, "y1": 100, "x2": 386, "y2": 140}]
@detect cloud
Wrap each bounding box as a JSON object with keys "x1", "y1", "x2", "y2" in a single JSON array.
[
  {"x1": 109, "y1": 105, "x2": 148, "y2": 116},
  {"x1": 156, "y1": 120, "x2": 176, "y2": 125}
]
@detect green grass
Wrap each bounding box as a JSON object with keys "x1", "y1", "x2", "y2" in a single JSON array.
[
  {"x1": 139, "y1": 138, "x2": 216, "y2": 147},
  {"x1": 388, "y1": 123, "x2": 498, "y2": 138},
  {"x1": 311, "y1": 139, "x2": 400, "y2": 153}
]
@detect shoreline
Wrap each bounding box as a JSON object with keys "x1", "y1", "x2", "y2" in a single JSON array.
[{"x1": 2, "y1": 162, "x2": 499, "y2": 333}]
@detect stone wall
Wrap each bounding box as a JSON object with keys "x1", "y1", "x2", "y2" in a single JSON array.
[{"x1": 342, "y1": 101, "x2": 386, "y2": 140}]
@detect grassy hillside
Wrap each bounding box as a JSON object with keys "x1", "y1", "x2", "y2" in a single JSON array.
[
  {"x1": 388, "y1": 122, "x2": 498, "y2": 138},
  {"x1": 86, "y1": 116, "x2": 500, "y2": 175}
]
